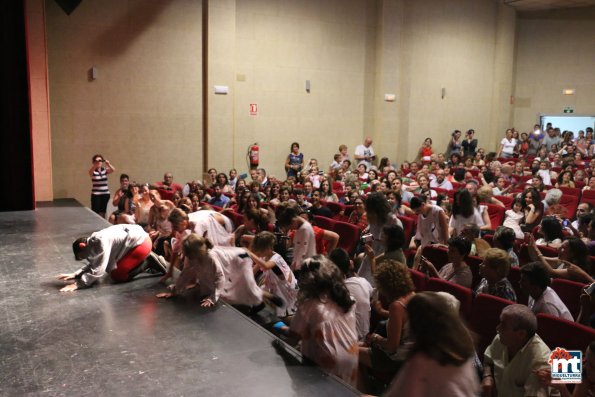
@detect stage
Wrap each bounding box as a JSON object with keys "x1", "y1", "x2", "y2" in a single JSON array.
[{"x1": 0, "y1": 200, "x2": 358, "y2": 396}]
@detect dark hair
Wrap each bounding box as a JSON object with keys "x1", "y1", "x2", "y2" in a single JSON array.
[
  {"x1": 364, "y1": 192, "x2": 392, "y2": 225},
  {"x1": 521, "y1": 188, "x2": 543, "y2": 213},
  {"x1": 72, "y1": 236, "x2": 89, "y2": 260},
  {"x1": 119, "y1": 174, "x2": 129, "y2": 182},
  {"x1": 245, "y1": 208, "x2": 268, "y2": 232},
  {"x1": 482, "y1": 170, "x2": 495, "y2": 184},
  {"x1": 277, "y1": 204, "x2": 299, "y2": 227},
  {"x1": 329, "y1": 248, "x2": 352, "y2": 277},
  {"x1": 494, "y1": 226, "x2": 516, "y2": 250},
  {"x1": 383, "y1": 224, "x2": 406, "y2": 252},
  {"x1": 290, "y1": 142, "x2": 300, "y2": 150},
  {"x1": 520, "y1": 262, "x2": 551, "y2": 290},
  {"x1": 91, "y1": 154, "x2": 103, "y2": 162},
  {"x1": 452, "y1": 189, "x2": 474, "y2": 218},
  {"x1": 447, "y1": 236, "x2": 471, "y2": 259},
  {"x1": 297, "y1": 255, "x2": 354, "y2": 313},
  {"x1": 216, "y1": 173, "x2": 229, "y2": 185},
  {"x1": 453, "y1": 168, "x2": 465, "y2": 182},
  {"x1": 540, "y1": 216, "x2": 564, "y2": 243},
  {"x1": 407, "y1": 292, "x2": 475, "y2": 366},
  {"x1": 409, "y1": 195, "x2": 426, "y2": 210}
]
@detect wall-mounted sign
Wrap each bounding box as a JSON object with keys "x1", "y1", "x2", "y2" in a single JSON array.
[
  {"x1": 563, "y1": 106, "x2": 574, "y2": 114},
  {"x1": 250, "y1": 103, "x2": 258, "y2": 116}
]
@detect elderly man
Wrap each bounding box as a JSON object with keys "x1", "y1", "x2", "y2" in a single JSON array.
[
  {"x1": 430, "y1": 168, "x2": 453, "y2": 190},
  {"x1": 153, "y1": 172, "x2": 183, "y2": 201},
  {"x1": 354, "y1": 137, "x2": 376, "y2": 169},
  {"x1": 482, "y1": 304, "x2": 551, "y2": 397}
]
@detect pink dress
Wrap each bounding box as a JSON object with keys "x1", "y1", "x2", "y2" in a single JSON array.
[{"x1": 290, "y1": 296, "x2": 358, "y2": 386}]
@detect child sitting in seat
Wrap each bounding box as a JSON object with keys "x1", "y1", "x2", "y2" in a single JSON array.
[{"x1": 503, "y1": 198, "x2": 524, "y2": 239}]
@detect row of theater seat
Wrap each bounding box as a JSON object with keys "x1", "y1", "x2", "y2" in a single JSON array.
[{"x1": 408, "y1": 268, "x2": 595, "y2": 359}]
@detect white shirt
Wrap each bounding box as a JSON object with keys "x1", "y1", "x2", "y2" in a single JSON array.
[
  {"x1": 344, "y1": 276, "x2": 373, "y2": 340},
  {"x1": 430, "y1": 178, "x2": 453, "y2": 190},
  {"x1": 291, "y1": 221, "x2": 317, "y2": 271},
  {"x1": 500, "y1": 138, "x2": 517, "y2": 155},
  {"x1": 528, "y1": 286, "x2": 573, "y2": 321},
  {"x1": 536, "y1": 169, "x2": 551, "y2": 186},
  {"x1": 415, "y1": 205, "x2": 447, "y2": 246},
  {"x1": 354, "y1": 144, "x2": 375, "y2": 169},
  {"x1": 77, "y1": 224, "x2": 148, "y2": 288},
  {"x1": 449, "y1": 205, "x2": 487, "y2": 236}
]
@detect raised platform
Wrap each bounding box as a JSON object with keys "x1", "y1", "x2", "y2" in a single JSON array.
[{"x1": 0, "y1": 199, "x2": 358, "y2": 396}]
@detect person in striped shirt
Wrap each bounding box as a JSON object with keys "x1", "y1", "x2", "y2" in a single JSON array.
[{"x1": 88, "y1": 154, "x2": 115, "y2": 218}]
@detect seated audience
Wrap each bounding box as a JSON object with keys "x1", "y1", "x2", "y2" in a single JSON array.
[
  {"x1": 475, "y1": 248, "x2": 517, "y2": 302},
  {"x1": 416, "y1": 236, "x2": 473, "y2": 289},
  {"x1": 385, "y1": 292, "x2": 479, "y2": 397},
  {"x1": 520, "y1": 262, "x2": 574, "y2": 321},
  {"x1": 482, "y1": 304, "x2": 551, "y2": 397}
]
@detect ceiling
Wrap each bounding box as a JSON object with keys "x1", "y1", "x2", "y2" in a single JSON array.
[{"x1": 504, "y1": 0, "x2": 595, "y2": 11}]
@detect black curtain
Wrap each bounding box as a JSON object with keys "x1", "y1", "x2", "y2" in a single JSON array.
[{"x1": 0, "y1": 0, "x2": 35, "y2": 211}]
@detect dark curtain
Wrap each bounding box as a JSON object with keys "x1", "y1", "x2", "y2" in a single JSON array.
[{"x1": 0, "y1": 0, "x2": 35, "y2": 211}]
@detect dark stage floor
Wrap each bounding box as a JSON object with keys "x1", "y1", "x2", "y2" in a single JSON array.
[{"x1": 0, "y1": 200, "x2": 358, "y2": 396}]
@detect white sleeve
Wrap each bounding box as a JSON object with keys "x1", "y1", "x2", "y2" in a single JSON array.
[{"x1": 77, "y1": 237, "x2": 110, "y2": 288}]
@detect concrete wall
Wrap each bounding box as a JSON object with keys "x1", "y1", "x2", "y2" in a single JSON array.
[
  {"x1": 46, "y1": 0, "x2": 203, "y2": 205},
  {"x1": 513, "y1": 6, "x2": 595, "y2": 131}
]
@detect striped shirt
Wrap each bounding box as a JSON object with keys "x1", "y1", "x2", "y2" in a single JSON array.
[{"x1": 91, "y1": 168, "x2": 110, "y2": 195}]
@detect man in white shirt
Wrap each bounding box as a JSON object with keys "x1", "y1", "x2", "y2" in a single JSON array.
[
  {"x1": 430, "y1": 169, "x2": 453, "y2": 190},
  {"x1": 354, "y1": 137, "x2": 376, "y2": 170},
  {"x1": 519, "y1": 262, "x2": 574, "y2": 321},
  {"x1": 482, "y1": 304, "x2": 551, "y2": 397}
]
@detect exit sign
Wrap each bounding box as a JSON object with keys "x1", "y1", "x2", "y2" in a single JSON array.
[{"x1": 564, "y1": 106, "x2": 574, "y2": 114}]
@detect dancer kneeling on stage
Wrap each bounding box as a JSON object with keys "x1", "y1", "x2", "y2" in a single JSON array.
[
  {"x1": 57, "y1": 224, "x2": 167, "y2": 292},
  {"x1": 156, "y1": 233, "x2": 283, "y2": 310}
]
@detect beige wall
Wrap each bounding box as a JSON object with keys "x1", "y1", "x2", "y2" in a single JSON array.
[
  {"x1": 513, "y1": 6, "x2": 595, "y2": 131},
  {"x1": 43, "y1": 0, "x2": 595, "y2": 207},
  {"x1": 46, "y1": 0, "x2": 203, "y2": 205},
  {"x1": 27, "y1": 0, "x2": 53, "y2": 202}
]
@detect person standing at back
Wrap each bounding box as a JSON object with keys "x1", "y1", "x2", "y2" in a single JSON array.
[
  {"x1": 354, "y1": 137, "x2": 376, "y2": 170},
  {"x1": 89, "y1": 154, "x2": 115, "y2": 219}
]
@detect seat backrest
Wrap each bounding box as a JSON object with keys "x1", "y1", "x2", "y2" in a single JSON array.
[
  {"x1": 550, "y1": 278, "x2": 588, "y2": 319},
  {"x1": 508, "y1": 266, "x2": 528, "y2": 305},
  {"x1": 421, "y1": 245, "x2": 449, "y2": 272},
  {"x1": 408, "y1": 268, "x2": 427, "y2": 292},
  {"x1": 559, "y1": 194, "x2": 580, "y2": 220},
  {"x1": 397, "y1": 215, "x2": 416, "y2": 246},
  {"x1": 323, "y1": 201, "x2": 345, "y2": 216},
  {"x1": 313, "y1": 215, "x2": 336, "y2": 231},
  {"x1": 485, "y1": 203, "x2": 505, "y2": 231},
  {"x1": 466, "y1": 255, "x2": 483, "y2": 290},
  {"x1": 333, "y1": 221, "x2": 361, "y2": 255},
  {"x1": 494, "y1": 195, "x2": 513, "y2": 210},
  {"x1": 425, "y1": 277, "x2": 473, "y2": 320},
  {"x1": 558, "y1": 186, "x2": 581, "y2": 197},
  {"x1": 469, "y1": 293, "x2": 514, "y2": 359},
  {"x1": 537, "y1": 313, "x2": 595, "y2": 352}
]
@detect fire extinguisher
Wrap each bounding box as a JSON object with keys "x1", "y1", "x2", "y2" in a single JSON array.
[{"x1": 248, "y1": 143, "x2": 259, "y2": 168}]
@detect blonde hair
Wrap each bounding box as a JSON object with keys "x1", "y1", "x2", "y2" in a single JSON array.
[
  {"x1": 182, "y1": 233, "x2": 213, "y2": 260},
  {"x1": 483, "y1": 248, "x2": 510, "y2": 278}
]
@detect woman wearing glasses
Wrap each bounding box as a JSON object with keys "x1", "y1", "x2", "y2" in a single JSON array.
[{"x1": 88, "y1": 154, "x2": 115, "y2": 218}]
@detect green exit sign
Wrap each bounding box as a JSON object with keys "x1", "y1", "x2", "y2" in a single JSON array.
[{"x1": 564, "y1": 106, "x2": 574, "y2": 113}]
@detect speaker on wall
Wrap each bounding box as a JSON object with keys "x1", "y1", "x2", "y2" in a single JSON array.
[{"x1": 54, "y1": 0, "x2": 83, "y2": 15}]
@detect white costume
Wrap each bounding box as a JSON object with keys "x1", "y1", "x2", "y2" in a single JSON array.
[
  {"x1": 76, "y1": 224, "x2": 148, "y2": 288},
  {"x1": 176, "y1": 246, "x2": 263, "y2": 306},
  {"x1": 291, "y1": 221, "x2": 317, "y2": 271},
  {"x1": 259, "y1": 252, "x2": 298, "y2": 316}
]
